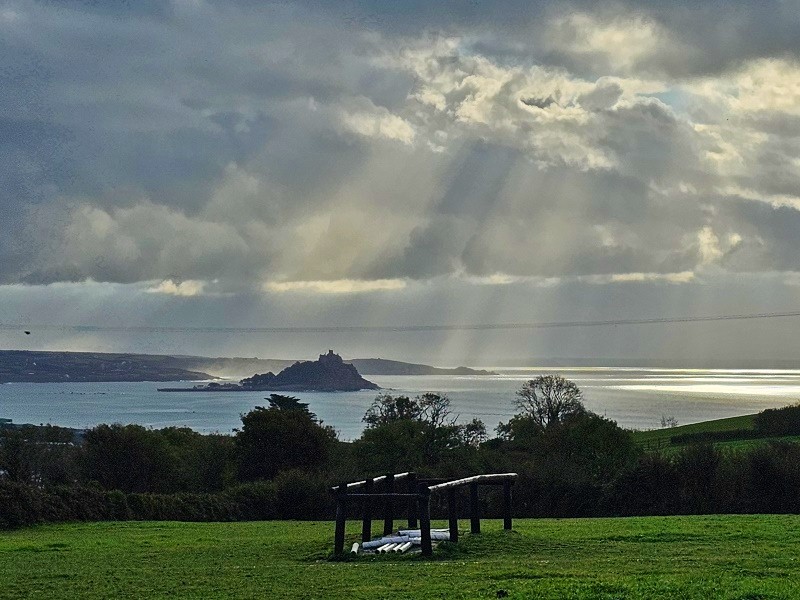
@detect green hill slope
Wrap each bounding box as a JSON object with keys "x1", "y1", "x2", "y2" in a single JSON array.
[
  {"x1": 632, "y1": 412, "x2": 800, "y2": 452},
  {"x1": 2, "y1": 516, "x2": 800, "y2": 599},
  {"x1": 632, "y1": 414, "x2": 756, "y2": 448}
]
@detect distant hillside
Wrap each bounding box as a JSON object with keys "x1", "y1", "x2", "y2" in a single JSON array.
[
  {"x1": 175, "y1": 356, "x2": 295, "y2": 379},
  {"x1": 0, "y1": 350, "x2": 210, "y2": 383},
  {"x1": 348, "y1": 358, "x2": 495, "y2": 376}
]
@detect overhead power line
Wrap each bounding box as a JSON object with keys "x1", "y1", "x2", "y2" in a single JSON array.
[{"x1": 3, "y1": 309, "x2": 800, "y2": 334}]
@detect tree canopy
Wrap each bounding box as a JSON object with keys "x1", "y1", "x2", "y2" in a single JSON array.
[
  {"x1": 356, "y1": 392, "x2": 486, "y2": 471},
  {"x1": 235, "y1": 405, "x2": 336, "y2": 481},
  {"x1": 513, "y1": 375, "x2": 586, "y2": 429},
  {"x1": 265, "y1": 394, "x2": 315, "y2": 418}
]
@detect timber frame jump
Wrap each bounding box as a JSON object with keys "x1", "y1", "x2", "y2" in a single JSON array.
[{"x1": 331, "y1": 472, "x2": 517, "y2": 556}]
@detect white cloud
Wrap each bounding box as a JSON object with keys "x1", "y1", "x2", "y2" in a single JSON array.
[
  {"x1": 730, "y1": 59, "x2": 800, "y2": 116},
  {"x1": 146, "y1": 279, "x2": 206, "y2": 297},
  {"x1": 263, "y1": 278, "x2": 407, "y2": 294},
  {"x1": 696, "y1": 226, "x2": 723, "y2": 265},
  {"x1": 340, "y1": 105, "x2": 416, "y2": 145},
  {"x1": 715, "y1": 186, "x2": 800, "y2": 211},
  {"x1": 0, "y1": 8, "x2": 23, "y2": 24},
  {"x1": 545, "y1": 13, "x2": 667, "y2": 74},
  {"x1": 607, "y1": 271, "x2": 695, "y2": 284}
]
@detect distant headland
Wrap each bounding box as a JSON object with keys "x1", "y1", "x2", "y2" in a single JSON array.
[
  {"x1": 158, "y1": 350, "x2": 379, "y2": 392},
  {"x1": 0, "y1": 349, "x2": 496, "y2": 383}
]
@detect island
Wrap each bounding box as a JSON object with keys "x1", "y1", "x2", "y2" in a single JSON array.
[{"x1": 158, "y1": 351, "x2": 379, "y2": 392}]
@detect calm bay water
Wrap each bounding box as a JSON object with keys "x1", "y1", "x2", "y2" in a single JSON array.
[{"x1": 3, "y1": 367, "x2": 800, "y2": 440}]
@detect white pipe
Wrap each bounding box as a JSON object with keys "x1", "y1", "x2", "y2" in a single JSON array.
[
  {"x1": 376, "y1": 543, "x2": 392, "y2": 553},
  {"x1": 408, "y1": 532, "x2": 450, "y2": 544},
  {"x1": 350, "y1": 543, "x2": 359, "y2": 554},
  {"x1": 380, "y1": 543, "x2": 397, "y2": 553},
  {"x1": 362, "y1": 536, "x2": 408, "y2": 550},
  {"x1": 398, "y1": 529, "x2": 448, "y2": 536},
  {"x1": 394, "y1": 542, "x2": 413, "y2": 553}
]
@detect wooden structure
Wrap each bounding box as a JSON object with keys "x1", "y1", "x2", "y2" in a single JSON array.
[{"x1": 331, "y1": 472, "x2": 517, "y2": 556}]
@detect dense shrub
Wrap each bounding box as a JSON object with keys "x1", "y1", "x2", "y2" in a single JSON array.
[
  {"x1": 670, "y1": 429, "x2": 758, "y2": 445},
  {"x1": 754, "y1": 404, "x2": 800, "y2": 436},
  {"x1": 606, "y1": 453, "x2": 681, "y2": 516},
  {"x1": 0, "y1": 481, "x2": 292, "y2": 529},
  {"x1": 272, "y1": 470, "x2": 332, "y2": 519}
]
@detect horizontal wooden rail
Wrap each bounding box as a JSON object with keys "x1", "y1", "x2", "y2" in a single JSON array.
[
  {"x1": 335, "y1": 471, "x2": 410, "y2": 491},
  {"x1": 346, "y1": 493, "x2": 419, "y2": 499},
  {"x1": 427, "y1": 473, "x2": 517, "y2": 492}
]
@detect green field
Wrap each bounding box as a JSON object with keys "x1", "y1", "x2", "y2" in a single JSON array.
[
  {"x1": 632, "y1": 414, "x2": 756, "y2": 448},
  {"x1": 3, "y1": 516, "x2": 800, "y2": 599},
  {"x1": 630, "y1": 414, "x2": 800, "y2": 452},
  {"x1": 633, "y1": 414, "x2": 755, "y2": 444}
]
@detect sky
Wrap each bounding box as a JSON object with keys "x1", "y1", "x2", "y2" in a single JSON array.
[{"x1": 3, "y1": 0, "x2": 800, "y2": 365}]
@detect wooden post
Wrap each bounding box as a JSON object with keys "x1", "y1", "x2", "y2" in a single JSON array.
[
  {"x1": 334, "y1": 486, "x2": 347, "y2": 555},
  {"x1": 406, "y1": 472, "x2": 418, "y2": 528},
  {"x1": 503, "y1": 479, "x2": 513, "y2": 530},
  {"x1": 361, "y1": 478, "x2": 373, "y2": 542},
  {"x1": 418, "y1": 485, "x2": 432, "y2": 557},
  {"x1": 447, "y1": 487, "x2": 458, "y2": 544},
  {"x1": 469, "y1": 482, "x2": 480, "y2": 534},
  {"x1": 383, "y1": 474, "x2": 395, "y2": 536}
]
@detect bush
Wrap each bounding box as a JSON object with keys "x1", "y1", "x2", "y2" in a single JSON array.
[
  {"x1": 273, "y1": 470, "x2": 332, "y2": 519},
  {"x1": 224, "y1": 482, "x2": 278, "y2": 520}
]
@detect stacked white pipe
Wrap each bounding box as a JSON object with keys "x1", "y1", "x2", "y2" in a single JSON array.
[
  {"x1": 360, "y1": 530, "x2": 451, "y2": 552},
  {"x1": 361, "y1": 536, "x2": 409, "y2": 550}
]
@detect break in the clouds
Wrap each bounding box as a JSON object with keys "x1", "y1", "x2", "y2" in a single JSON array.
[{"x1": 3, "y1": 0, "x2": 800, "y2": 361}]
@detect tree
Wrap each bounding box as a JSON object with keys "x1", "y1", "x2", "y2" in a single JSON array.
[
  {"x1": 266, "y1": 394, "x2": 316, "y2": 419},
  {"x1": 354, "y1": 419, "x2": 428, "y2": 473},
  {"x1": 513, "y1": 375, "x2": 586, "y2": 429},
  {"x1": 357, "y1": 393, "x2": 465, "y2": 470},
  {"x1": 0, "y1": 425, "x2": 80, "y2": 485},
  {"x1": 82, "y1": 424, "x2": 175, "y2": 493},
  {"x1": 362, "y1": 394, "x2": 420, "y2": 427},
  {"x1": 459, "y1": 418, "x2": 488, "y2": 448},
  {"x1": 235, "y1": 405, "x2": 336, "y2": 481},
  {"x1": 362, "y1": 393, "x2": 455, "y2": 429}
]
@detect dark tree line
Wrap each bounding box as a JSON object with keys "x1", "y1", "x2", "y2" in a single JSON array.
[{"x1": 4, "y1": 383, "x2": 800, "y2": 528}]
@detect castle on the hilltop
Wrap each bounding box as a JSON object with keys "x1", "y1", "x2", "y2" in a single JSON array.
[{"x1": 319, "y1": 349, "x2": 343, "y2": 364}]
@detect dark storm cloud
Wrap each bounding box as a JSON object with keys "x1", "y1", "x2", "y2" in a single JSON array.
[
  {"x1": 2, "y1": 0, "x2": 800, "y2": 294},
  {"x1": 300, "y1": 0, "x2": 800, "y2": 77}
]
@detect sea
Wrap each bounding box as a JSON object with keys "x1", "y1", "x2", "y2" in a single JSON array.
[{"x1": 3, "y1": 367, "x2": 800, "y2": 440}]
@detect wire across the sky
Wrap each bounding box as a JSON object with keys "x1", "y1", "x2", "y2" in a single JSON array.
[{"x1": 3, "y1": 309, "x2": 800, "y2": 334}]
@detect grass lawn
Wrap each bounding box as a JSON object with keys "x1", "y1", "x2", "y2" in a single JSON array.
[{"x1": 3, "y1": 515, "x2": 800, "y2": 599}]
